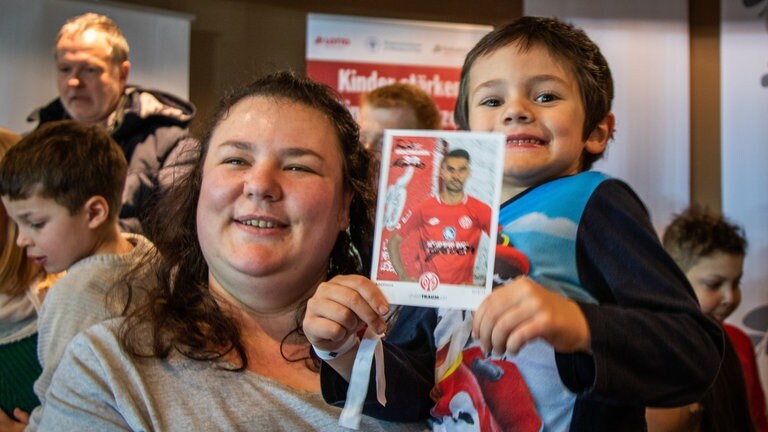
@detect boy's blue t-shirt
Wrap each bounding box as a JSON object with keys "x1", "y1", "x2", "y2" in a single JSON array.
[
  {"x1": 497, "y1": 171, "x2": 606, "y2": 304},
  {"x1": 432, "y1": 172, "x2": 608, "y2": 431},
  {"x1": 322, "y1": 172, "x2": 721, "y2": 432}
]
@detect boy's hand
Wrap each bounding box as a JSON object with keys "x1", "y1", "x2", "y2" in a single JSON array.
[
  {"x1": 473, "y1": 276, "x2": 591, "y2": 356},
  {"x1": 304, "y1": 274, "x2": 389, "y2": 353}
]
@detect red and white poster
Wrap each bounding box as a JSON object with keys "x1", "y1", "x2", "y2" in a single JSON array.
[{"x1": 306, "y1": 14, "x2": 491, "y2": 129}]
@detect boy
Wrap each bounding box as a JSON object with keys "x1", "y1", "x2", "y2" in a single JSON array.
[
  {"x1": 304, "y1": 16, "x2": 723, "y2": 432},
  {"x1": 646, "y1": 206, "x2": 768, "y2": 431},
  {"x1": 0, "y1": 120, "x2": 154, "y2": 430}
]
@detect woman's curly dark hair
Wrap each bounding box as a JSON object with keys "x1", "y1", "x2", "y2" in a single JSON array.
[{"x1": 120, "y1": 71, "x2": 376, "y2": 371}]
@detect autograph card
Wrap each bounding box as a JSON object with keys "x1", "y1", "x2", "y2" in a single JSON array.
[{"x1": 371, "y1": 130, "x2": 505, "y2": 310}]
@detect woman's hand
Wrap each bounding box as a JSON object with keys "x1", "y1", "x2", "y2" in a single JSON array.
[
  {"x1": 473, "y1": 276, "x2": 591, "y2": 356},
  {"x1": 0, "y1": 408, "x2": 29, "y2": 432},
  {"x1": 304, "y1": 274, "x2": 389, "y2": 353}
]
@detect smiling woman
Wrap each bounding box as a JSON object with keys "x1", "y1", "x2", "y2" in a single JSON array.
[{"x1": 35, "y1": 71, "x2": 429, "y2": 431}]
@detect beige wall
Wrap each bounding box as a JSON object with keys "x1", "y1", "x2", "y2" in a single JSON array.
[{"x1": 118, "y1": 0, "x2": 720, "y2": 211}]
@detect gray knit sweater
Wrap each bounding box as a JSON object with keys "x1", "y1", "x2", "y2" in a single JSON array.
[{"x1": 28, "y1": 233, "x2": 153, "y2": 431}]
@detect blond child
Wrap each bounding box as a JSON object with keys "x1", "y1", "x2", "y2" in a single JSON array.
[
  {"x1": 0, "y1": 120, "x2": 153, "y2": 431},
  {"x1": 358, "y1": 83, "x2": 441, "y2": 157}
]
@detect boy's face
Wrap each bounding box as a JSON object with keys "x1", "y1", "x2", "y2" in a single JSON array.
[
  {"x1": 686, "y1": 251, "x2": 744, "y2": 323},
  {"x1": 1, "y1": 193, "x2": 96, "y2": 273},
  {"x1": 466, "y1": 43, "x2": 608, "y2": 190}
]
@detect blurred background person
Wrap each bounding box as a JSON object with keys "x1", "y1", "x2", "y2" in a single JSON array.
[
  {"x1": 647, "y1": 205, "x2": 766, "y2": 431},
  {"x1": 358, "y1": 83, "x2": 440, "y2": 159},
  {"x1": 27, "y1": 13, "x2": 197, "y2": 234}
]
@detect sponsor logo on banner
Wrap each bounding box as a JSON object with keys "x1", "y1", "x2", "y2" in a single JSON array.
[
  {"x1": 366, "y1": 36, "x2": 381, "y2": 52},
  {"x1": 313, "y1": 36, "x2": 351, "y2": 47},
  {"x1": 363, "y1": 35, "x2": 423, "y2": 53},
  {"x1": 432, "y1": 44, "x2": 471, "y2": 56}
]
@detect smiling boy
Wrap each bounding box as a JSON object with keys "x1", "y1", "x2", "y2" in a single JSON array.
[
  {"x1": 307, "y1": 17, "x2": 724, "y2": 431},
  {"x1": 431, "y1": 17, "x2": 724, "y2": 431}
]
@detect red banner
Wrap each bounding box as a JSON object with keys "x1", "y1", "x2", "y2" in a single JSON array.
[{"x1": 307, "y1": 60, "x2": 461, "y2": 129}]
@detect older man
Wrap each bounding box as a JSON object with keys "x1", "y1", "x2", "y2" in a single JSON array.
[{"x1": 27, "y1": 13, "x2": 196, "y2": 234}]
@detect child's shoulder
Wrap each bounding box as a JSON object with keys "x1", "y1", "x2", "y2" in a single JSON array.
[
  {"x1": 121, "y1": 232, "x2": 154, "y2": 256},
  {"x1": 45, "y1": 262, "x2": 118, "y2": 301}
]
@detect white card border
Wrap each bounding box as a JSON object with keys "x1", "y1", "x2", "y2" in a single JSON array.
[{"x1": 370, "y1": 129, "x2": 505, "y2": 310}]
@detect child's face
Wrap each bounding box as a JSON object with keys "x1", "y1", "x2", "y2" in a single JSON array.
[
  {"x1": 686, "y1": 251, "x2": 744, "y2": 323},
  {"x1": 1, "y1": 193, "x2": 96, "y2": 273},
  {"x1": 466, "y1": 43, "x2": 608, "y2": 190}
]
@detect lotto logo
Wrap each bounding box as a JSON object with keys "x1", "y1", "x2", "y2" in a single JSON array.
[{"x1": 419, "y1": 272, "x2": 440, "y2": 292}]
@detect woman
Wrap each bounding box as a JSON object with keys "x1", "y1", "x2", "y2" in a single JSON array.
[
  {"x1": 0, "y1": 128, "x2": 57, "y2": 423},
  {"x1": 37, "y1": 72, "x2": 431, "y2": 430}
]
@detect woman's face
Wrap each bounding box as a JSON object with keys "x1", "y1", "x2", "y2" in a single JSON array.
[{"x1": 196, "y1": 96, "x2": 352, "y2": 310}]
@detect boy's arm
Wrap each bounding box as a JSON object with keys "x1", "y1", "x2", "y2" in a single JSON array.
[
  {"x1": 559, "y1": 179, "x2": 723, "y2": 406},
  {"x1": 320, "y1": 306, "x2": 437, "y2": 422}
]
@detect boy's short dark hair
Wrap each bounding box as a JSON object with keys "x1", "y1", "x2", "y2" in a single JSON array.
[
  {"x1": 663, "y1": 205, "x2": 748, "y2": 272},
  {"x1": 0, "y1": 120, "x2": 127, "y2": 220},
  {"x1": 455, "y1": 16, "x2": 614, "y2": 171}
]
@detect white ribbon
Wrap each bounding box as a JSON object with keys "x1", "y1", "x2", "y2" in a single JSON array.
[{"x1": 338, "y1": 326, "x2": 386, "y2": 429}]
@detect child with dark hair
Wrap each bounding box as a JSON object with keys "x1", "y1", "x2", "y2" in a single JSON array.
[
  {"x1": 307, "y1": 16, "x2": 723, "y2": 431},
  {"x1": 646, "y1": 205, "x2": 767, "y2": 432},
  {"x1": 0, "y1": 120, "x2": 153, "y2": 430},
  {"x1": 0, "y1": 128, "x2": 60, "y2": 425}
]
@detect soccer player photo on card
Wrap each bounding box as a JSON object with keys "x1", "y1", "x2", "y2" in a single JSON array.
[{"x1": 372, "y1": 129, "x2": 504, "y2": 310}]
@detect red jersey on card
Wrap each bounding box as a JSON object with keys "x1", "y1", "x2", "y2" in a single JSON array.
[{"x1": 396, "y1": 195, "x2": 491, "y2": 285}]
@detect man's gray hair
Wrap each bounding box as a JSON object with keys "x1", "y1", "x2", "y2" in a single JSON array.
[{"x1": 56, "y1": 13, "x2": 129, "y2": 64}]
